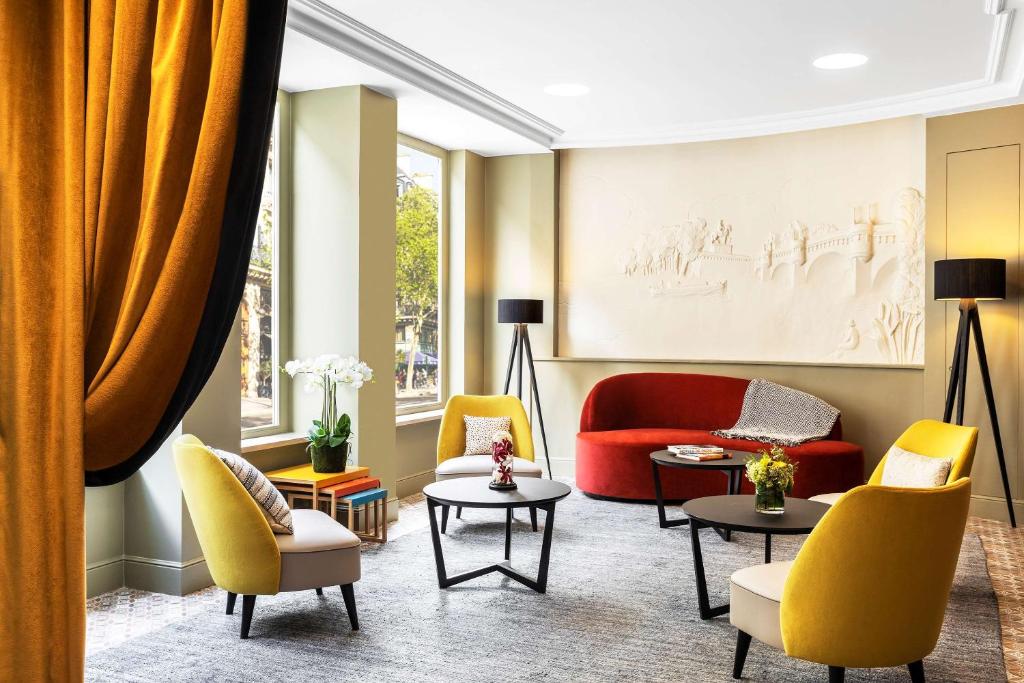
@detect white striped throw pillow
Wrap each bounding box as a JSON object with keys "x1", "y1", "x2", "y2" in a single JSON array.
[{"x1": 212, "y1": 448, "x2": 293, "y2": 534}]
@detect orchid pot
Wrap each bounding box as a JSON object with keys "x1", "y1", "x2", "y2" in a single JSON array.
[{"x1": 282, "y1": 354, "x2": 373, "y2": 474}]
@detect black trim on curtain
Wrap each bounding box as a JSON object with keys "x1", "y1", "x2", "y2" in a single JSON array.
[{"x1": 86, "y1": 0, "x2": 289, "y2": 485}]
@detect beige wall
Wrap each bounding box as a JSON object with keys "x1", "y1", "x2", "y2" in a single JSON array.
[
  {"x1": 926, "y1": 104, "x2": 1024, "y2": 522},
  {"x1": 85, "y1": 483, "x2": 124, "y2": 597},
  {"x1": 291, "y1": 85, "x2": 398, "y2": 518},
  {"x1": 396, "y1": 419, "x2": 441, "y2": 498},
  {"x1": 449, "y1": 150, "x2": 486, "y2": 396}
]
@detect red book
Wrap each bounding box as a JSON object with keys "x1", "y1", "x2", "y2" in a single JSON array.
[{"x1": 322, "y1": 476, "x2": 380, "y2": 498}]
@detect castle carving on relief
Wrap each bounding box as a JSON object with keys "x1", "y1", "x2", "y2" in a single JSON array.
[{"x1": 618, "y1": 188, "x2": 925, "y2": 364}]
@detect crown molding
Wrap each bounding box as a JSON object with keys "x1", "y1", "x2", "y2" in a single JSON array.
[
  {"x1": 985, "y1": 1, "x2": 1015, "y2": 82},
  {"x1": 287, "y1": 0, "x2": 563, "y2": 148}
]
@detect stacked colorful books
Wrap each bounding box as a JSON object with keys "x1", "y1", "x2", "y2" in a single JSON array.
[{"x1": 668, "y1": 444, "x2": 728, "y2": 461}]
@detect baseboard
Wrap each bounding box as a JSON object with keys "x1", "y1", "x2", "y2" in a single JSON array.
[
  {"x1": 397, "y1": 468, "x2": 435, "y2": 499},
  {"x1": 545, "y1": 456, "x2": 575, "y2": 480},
  {"x1": 124, "y1": 555, "x2": 212, "y2": 596},
  {"x1": 969, "y1": 493, "x2": 1024, "y2": 525},
  {"x1": 86, "y1": 557, "x2": 125, "y2": 598}
]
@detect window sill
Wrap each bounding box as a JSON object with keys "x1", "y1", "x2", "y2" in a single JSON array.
[
  {"x1": 241, "y1": 431, "x2": 307, "y2": 454},
  {"x1": 396, "y1": 408, "x2": 445, "y2": 427}
]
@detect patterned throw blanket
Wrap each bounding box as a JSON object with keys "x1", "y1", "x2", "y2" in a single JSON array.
[{"x1": 712, "y1": 379, "x2": 840, "y2": 446}]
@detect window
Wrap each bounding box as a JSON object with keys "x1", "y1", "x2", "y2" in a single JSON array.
[
  {"x1": 241, "y1": 106, "x2": 280, "y2": 433},
  {"x1": 395, "y1": 141, "x2": 444, "y2": 413}
]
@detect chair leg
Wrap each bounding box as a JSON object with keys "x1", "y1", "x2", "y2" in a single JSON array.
[
  {"x1": 907, "y1": 660, "x2": 925, "y2": 683},
  {"x1": 456, "y1": 506, "x2": 462, "y2": 519},
  {"x1": 732, "y1": 630, "x2": 752, "y2": 679},
  {"x1": 828, "y1": 666, "x2": 845, "y2": 683},
  {"x1": 240, "y1": 595, "x2": 256, "y2": 639},
  {"x1": 340, "y1": 583, "x2": 359, "y2": 631},
  {"x1": 225, "y1": 591, "x2": 237, "y2": 615},
  {"x1": 530, "y1": 506, "x2": 538, "y2": 532},
  {"x1": 315, "y1": 587, "x2": 323, "y2": 596},
  {"x1": 441, "y1": 505, "x2": 450, "y2": 534}
]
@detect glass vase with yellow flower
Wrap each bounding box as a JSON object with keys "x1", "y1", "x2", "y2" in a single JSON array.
[{"x1": 745, "y1": 445, "x2": 796, "y2": 514}]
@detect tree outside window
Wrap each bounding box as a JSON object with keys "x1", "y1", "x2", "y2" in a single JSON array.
[
  {"x1": 241, "y1": 113, "x2": 277, "y2": 431},
  {"x1": 396, "y1": 144, "x2": 441, "y2": 410}
]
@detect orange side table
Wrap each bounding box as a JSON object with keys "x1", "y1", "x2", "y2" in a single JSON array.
[{"x1": 265, "y1": 463, "x2": 369, "y2": 513}]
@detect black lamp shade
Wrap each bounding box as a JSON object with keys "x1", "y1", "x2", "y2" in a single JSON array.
[
  {"x1": 934, "y1": 258, "x2": 1006, "y2": 301},
  {"x1": 498, "y1": 298, "x2": 543, "y2": 324}
]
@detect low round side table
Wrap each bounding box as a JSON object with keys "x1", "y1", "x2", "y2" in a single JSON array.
[
  {"x1": 422, "y1": 477, "x2": 571, "y2": 594},
  {"x1": 682, "y1": 494, "x2": 829, "y2": 620},
  {"x1": 650, "y1": 450, "x2": 750, "y2": 539}
]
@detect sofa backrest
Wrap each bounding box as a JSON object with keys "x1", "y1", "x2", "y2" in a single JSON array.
[{"x1": 578, "y1": 372, "x2": 843, "y2": 439}]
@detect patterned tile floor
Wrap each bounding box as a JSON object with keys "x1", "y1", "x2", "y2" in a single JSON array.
[
  {"x1": 87, "y1": 500, "x2": 1023, "y2": 681},
  {"x1": 966, "y1": 517, "x2": 1024, "y2": 681}
]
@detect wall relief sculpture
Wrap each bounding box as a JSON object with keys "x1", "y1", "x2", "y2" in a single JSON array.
[
  {"x1": 611, "y1": 187, "x2": 924, "y2": 364},
  {"x1": 557, "y1": 117, "x2": 925, "y2": 365}
]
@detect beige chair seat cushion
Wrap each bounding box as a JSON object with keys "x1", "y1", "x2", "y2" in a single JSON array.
[
  {"x1": 729, "y1": 560, "x2": 794, "y2": 651},
  {"x1": 276, "y1": 509, "x2": 361, "y2": 592},
  {"x1": 809, "y1": 492, "x2": 843, "y2": 506},
  {"x1": 435, "y1": 455, "x2": 543, "y2": 480}
]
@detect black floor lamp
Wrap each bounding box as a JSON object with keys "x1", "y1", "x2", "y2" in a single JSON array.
[
  {"x1": 498, "y1": 298, "x2": 553, "y2": 479},
  {"x1": 936, "y1": 258, "x2": 1015, "y2": 527}
]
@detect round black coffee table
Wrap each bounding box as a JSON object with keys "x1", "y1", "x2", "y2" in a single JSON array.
[
  {"x1": 681, "y1": 494, "x2": 830, "y2": 619},
  {"x1": 423, "y1": 477, "x2": 571, "y2": 593},
  {"x1": 650, "y1": 450, "x2": 750, "y2": 538}
]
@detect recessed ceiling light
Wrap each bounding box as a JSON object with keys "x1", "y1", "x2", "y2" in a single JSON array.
[
  {"x1": 813, "y1": 53, "x2": 868, "y2": 70},
  {"x1": 543, "y1": 83, "x2": 590, "y2": 97}
]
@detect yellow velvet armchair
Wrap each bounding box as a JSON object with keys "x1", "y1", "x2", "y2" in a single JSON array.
[
  {"x1": 810, "y1": 419, "x2": 977, "y2": 505},
  {"x1": 730, "y1": 477, "x2": 972, "y2": 682},
  {"x1": 434, "y1": 394, "x2": 543, "y2": 531},
  {"x1": 174, "y1": 435, "x2": 361, "y2": 639}
]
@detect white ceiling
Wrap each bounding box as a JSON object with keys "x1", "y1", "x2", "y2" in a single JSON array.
[{"x1": 281, "y1": 0, "x2": 1024, "y2": 155}]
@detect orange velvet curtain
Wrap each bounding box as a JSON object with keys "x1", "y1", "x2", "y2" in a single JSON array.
[{"x1": 0, "y1": 1, "x2": 285, "y2": 678}]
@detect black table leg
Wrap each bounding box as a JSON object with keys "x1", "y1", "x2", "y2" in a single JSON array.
[
  {"x1": 653, "y1": 461, "x2": 688, "y2": 529},
  {"x1": 441, "y1": 505, "x2": 450, "y2": 534},
  {"x1": 533, "y1": 503, "x2": 556, "y2": 592},
  {"x1": 689, "y1": 520, "x2": 729, "y2": 620},
  {"x1": 764, "y1": 534, "x2": 772, "y2": 564},
  {"x1": 427, "y1": 500, "x2": 558, "y2": 593},
  {"x1": 504, "y1": 507, "x2": 512, "y2": 561}
]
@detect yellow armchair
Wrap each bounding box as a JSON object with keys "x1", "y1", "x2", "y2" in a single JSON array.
[
  {"x1": 811, "y1": 419, "x2": 977, "y2": 505},
  {"x1": 437, "y1": 394, "x2": 537, "y2": 465},
  {"x1": 174, "y1": 435, "x2": 362, "y2": 639},
  {"x1": 730, "y1": 477, "x2": 972, "y2": 682},
  {"x1": 434, "y1": 395, "x2": 543, "y2": 532}
]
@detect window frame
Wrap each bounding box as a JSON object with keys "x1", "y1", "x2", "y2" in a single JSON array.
[
  {"x1": 395, "y1": 133, "x2": 449, "y2": 417},
  {"x1": 242, "y1": 93, "x2": 291, "y2": 439}
]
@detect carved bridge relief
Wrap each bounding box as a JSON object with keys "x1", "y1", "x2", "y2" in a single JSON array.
[{"x1": 616, "y1": 187, "x2": 925, "y2": 363}]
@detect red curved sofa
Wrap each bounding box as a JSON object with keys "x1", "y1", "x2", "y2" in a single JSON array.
[{"x1": 576, "y1": 373, "x2": 864, "y2": 501}]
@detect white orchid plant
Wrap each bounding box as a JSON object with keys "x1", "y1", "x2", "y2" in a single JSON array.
[{"x1": 283, "y1": 355, "x2": 373, "y2": 453}]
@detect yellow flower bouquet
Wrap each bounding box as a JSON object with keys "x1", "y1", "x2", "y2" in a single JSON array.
[{"x1": 745, "y1": 445, "x2": 795, "y2": 514}]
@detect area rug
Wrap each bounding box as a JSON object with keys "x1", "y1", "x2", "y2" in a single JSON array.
[{"x1": 86, "y1": 487, "x2": 1006, "y2": 682}]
